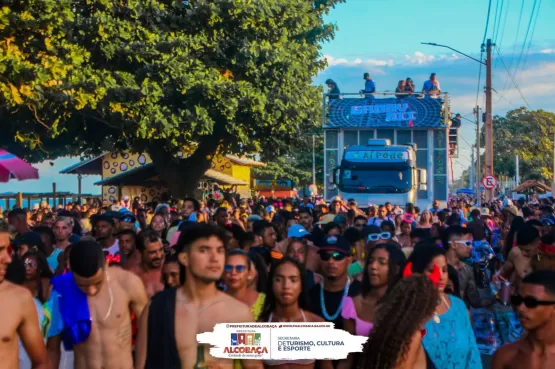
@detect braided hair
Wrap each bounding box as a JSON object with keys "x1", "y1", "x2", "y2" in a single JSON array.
[{"x1": 358, "y1": 275, "x2": 438, "y2": 369}]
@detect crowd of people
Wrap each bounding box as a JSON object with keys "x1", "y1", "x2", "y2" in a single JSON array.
[
  {"x1": 1, "y1": 193, "x2": 555, "y2": 369},
  {"x1": 325, "y1": 72, "x2": 442, "y2": 99}
]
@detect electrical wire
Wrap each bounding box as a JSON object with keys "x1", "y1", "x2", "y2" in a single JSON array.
[
  {"x1": 495, "y1": 47, "x2": 532, "y2": 109},
  {"x1": 483, "y1": 0, "x2": 493, "y2": 45},
  {"x1": 499, "y1": 0, "x2": 525, "y2": 96},
  {"x1": 496, "y1": 0, "x2": 510, "y2": 59},
  {"x1": 492, "y1": 0, "x2": 500, "y2": 42},
  {"x1": 521, "y1": 0, "x2": 542, "y2": 72},
  {"x1": 513, "y1": 0, "x2": 538, "y2": 79}
]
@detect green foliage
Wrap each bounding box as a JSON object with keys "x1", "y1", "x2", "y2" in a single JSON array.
[
  {"x1": 253, "y1": 130, "x2": 324, "y2": 188},
  {"x1": 0, "y1": 0, "x2": 344, "y2": 196},
  {"x1": 486, "y1": 108, "x2": 555, "y2": 182}
]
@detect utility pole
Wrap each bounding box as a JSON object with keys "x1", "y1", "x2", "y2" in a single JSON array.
[
  {"x1": 470, "y1": 150, "x2": 475, "y2": 192},
  {"x1": 484, "y1": 38, "x2": 495, "y2": 202},
  {"x1": 475, "y1": 105, "x2": 481, "y2": 206},
  {"x1": 312, "y1": 135, "x2": 316, "y2": 188}
]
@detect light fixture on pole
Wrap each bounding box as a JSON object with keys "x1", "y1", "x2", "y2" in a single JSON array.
[{"x1": 422, "y1": 41, "x2": 494, "y2": 202}]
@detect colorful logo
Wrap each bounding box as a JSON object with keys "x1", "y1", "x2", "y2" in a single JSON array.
[{"x1": 231, "y1": 333, "x2": 262, "y2": 346}]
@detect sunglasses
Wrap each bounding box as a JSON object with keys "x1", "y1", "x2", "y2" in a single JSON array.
[
  {"x1": 453, "y1": 240, "x2": 473, "y2": 247},
  {"x1": 368, "y1": 232, "x2": 391, "y2": 242},
  {"x1": 24, "y1": 259, "x2": 37, "y2": 268},
  {"x1": 320, "y1": 252, "x2": 346, "y2": 262},
  {"x1": 224, "y1": 265, "x2": 247, "y2": 273},
  {"x1": 511, "y1": 295, "x2": 555, "y2": 308}
]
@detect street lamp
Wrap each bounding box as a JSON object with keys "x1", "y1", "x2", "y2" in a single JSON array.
[
  {"x1": 422, "y1": 40, "x2": 495, "y2": 203},
  {"x1": 420, "y1": 42, "x2": 485, "y2": 65}
]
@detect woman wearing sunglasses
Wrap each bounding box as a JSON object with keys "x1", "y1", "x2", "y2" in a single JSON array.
[
  {"x1": 339, "y1": 243, "x2": 406, "y2": 369},
  {"x1": 223, "y1": 250, "x2": 266, "y2": 320},
  {"x1": 492, "y1": 270, "x2": 555, "y2": 369},
  {"x1": 409, "y1": 245, "x2": 482, "y2": 369},
  {"x1": 259, "y1": 257, "x2": 333, "y2": 369}
]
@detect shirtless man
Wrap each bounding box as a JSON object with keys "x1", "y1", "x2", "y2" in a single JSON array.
[
  {"x1": 0, "y1": 221, "x2": 48, "y2": 369},
  {"x1": 132, "y1": 230, "x2": 165, "y2": 298},
  {"x1": 118, "y1": 229, "x2": 141, "y2": 271},
  {"x1": 492, "y1": 270, "x2": 555, "y2": 369},
  {"x1": 46, "y1": 239, "x2": 148, "y2": 369},
  {"x1": 136, "y1": 224, "x2": 263, "y2": 369}
]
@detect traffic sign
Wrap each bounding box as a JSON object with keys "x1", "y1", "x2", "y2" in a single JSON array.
[
  {"x1": 482, "y1": 175, "x2": 497, "y2": 190},
  {"x1": 480, "y1": 186, "x2": 485, "y2": 191}
]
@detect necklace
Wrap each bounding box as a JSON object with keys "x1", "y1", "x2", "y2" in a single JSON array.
[
  {"x1": 93, "y1": 271, "x2": 113, "y2": 322},
  {"x1": 433, "y1": 295, "x2": 450, "y2": 324},
  {"x1": 320, "y1": 279, "x2": 350, "y2": 321}
]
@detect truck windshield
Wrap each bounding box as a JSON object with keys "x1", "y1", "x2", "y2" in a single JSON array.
[{"x1": 339, "y1": 168, "x2": 412, "y2": 193}]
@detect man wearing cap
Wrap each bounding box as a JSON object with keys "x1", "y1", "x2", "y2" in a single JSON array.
[
  {"x1": 308, "y1": 235, "x2": 361, "y2": 331},
  {"x1": 361, "y1": 73, "x2": 376, "y2": 96}
]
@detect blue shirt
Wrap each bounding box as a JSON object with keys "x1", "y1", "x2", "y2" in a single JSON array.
[
  {"x1": 364, "y1": 79, "x2": 375, "y2": 93},
  {"x1": 423, "y1": 296, "x2": 482, "y2": 369}
]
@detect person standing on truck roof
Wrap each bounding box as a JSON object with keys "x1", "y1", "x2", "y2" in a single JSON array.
[
  {"x1": 422, "y1": 73, "x2": 441, "y2": 98},
  {"x1": 325, "y1": 79, "x2": 341, "y2": 101},
  {"x1": 361, "y1": 73, "x2": 375, "y2": 98}
]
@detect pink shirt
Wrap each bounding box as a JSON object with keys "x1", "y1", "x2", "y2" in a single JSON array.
[{"x1": 341, "y1": 296, "x2": 373, "y2": 337}]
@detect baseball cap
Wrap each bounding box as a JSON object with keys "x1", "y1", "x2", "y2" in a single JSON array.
[
  {"x1": 334, "y1": 215, "x2": 347, "y2": 225},
  {"x1": 92, "y1": 213, "x2": 115, "y2": 226},
  {"x1": 119, "y1": 211, "x2": 136, "y2": 224},
  {"x1": 14, "y1": 232, "x2": 44, "y2": 249},
  {"x1": 287, "y1": 224, "x2": 310, "y2": 239},
  {"x1": 480, "y1": 208, "x2": 490, "y2": 216},
  {"x1": 266, "y1": 205, "x2": 276, "y2": 214},
  {"x1": 318, "y1": 235, "x2": 350, "y2": 255},
  {"x1": 541, "y1": 216, "x2": 555, "y2": 226}
]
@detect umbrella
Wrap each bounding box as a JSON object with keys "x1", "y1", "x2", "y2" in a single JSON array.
[
  {"x1": 0, "y1": 149, "x2": 39, "y2": 182},
  {"x1": 456, "y1": 188, "x2": 474, "y2": 195}
]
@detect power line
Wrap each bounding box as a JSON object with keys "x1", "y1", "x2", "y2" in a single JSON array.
[
  {"x1": 496, "y1": 0, "x2": 510, "y2": 54},
  {"x1": 500, "y1": 0, "x2": 525, "y2": 96},
  {"x1": 521, "y1": 0, "x2": 542, "y2": 72},
  {"x1": 513, "y1": 0, "x2": 538, "y2": 79},
  {"x1": 483, "y1": 0, "x2": 493, "y2": 44},
  {"x1": 493, "y1": 0, "x2": 505, "y2": 42},
  {"x1": 492, "y1": 0, "x2": 500, "y2": 41},
  {"x1": 495, "y1": 47, "x2": 532, "y2": 110}
]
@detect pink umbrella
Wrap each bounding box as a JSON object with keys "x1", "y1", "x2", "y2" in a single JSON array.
[{"x1": 0, "y1": 149, "x2": 39, "y2": 182}]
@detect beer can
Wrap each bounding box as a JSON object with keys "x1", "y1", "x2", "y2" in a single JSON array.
[{"x1": 500, "y1": 282, "x2": 511, "y2": 306}]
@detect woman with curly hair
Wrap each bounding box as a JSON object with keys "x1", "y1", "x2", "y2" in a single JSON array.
[
  {"x1": 358, "y1": 275, "x2": 439, "y2": 369},
  {"x1": 409, "y1": 245, "x2": 482, "y2": 369},
  {"x1": 259, "y1": 257, "x2": 333, "y2": 369},
  {"x1": 339, "y1": 243, "x2": 406, "y2": 369}
]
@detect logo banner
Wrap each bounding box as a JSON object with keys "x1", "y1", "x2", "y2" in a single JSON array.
[
  {"x1": 197, "y1": 323, "x2": 367, "y2": 361},
  {"x1": 326, "y1": 97, "x2": 443, "y2": 128}
]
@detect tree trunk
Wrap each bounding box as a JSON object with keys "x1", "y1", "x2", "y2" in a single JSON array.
[{"x1": 148, "y1": 138, "x2": 220, "y2": 199}]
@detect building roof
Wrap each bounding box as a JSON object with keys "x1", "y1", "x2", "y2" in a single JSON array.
[
  {"x1": 61, "y1": 153, "x2": 265, "y2": 176},
  {"x1": 94, "y1": 163, "x2": 247, "y2": 187},
  {"x1": 225, "y1": 155, "x2": 266, "y2": 168},
  {"x1": 511, "y1": 180, "x2": 551, "y2": 193},
  {"x1": 204, "y1": 169, "x2": 247, "y2": 186},
  {"x1": 59, "y1": 155, "x2": 104, "y2": 175}
]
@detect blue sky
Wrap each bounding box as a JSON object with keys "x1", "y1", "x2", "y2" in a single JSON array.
[{"x1": 1, "y1": 0, "x2": 554, "y2": 196}]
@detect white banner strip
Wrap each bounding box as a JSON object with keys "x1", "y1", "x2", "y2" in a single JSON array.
[{"x1": 197, "y1": 322, "x2": 368, "y2": 361}]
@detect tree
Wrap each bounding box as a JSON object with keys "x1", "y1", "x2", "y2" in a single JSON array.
[
  {"x1": 483, "y1": 108, "x2": 555, "y2": 182},
  {"x1": 0, "y1": 0, "x2": 344, "y2": 197},
  {"x1": 253, "y1": 130, "x2": 324, "y2": 190}
]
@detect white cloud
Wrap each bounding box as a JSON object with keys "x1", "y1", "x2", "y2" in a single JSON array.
[
  {"x1": 540, "y1": 48, "x2": 554, "y2": 54},
  {"x1": 404, "y1": 51, "x2": 435, "y2": 65},
  {"x1": 324, "y1": 51, "x2": 461, "y2": 68},
  {"x1": 324, "y1": 55, "x2": 394, "y2": 67}
]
